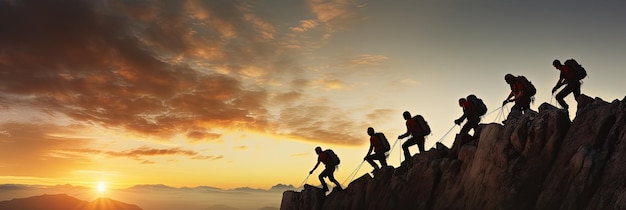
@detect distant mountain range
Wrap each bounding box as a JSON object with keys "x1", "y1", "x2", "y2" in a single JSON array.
[
  {"x1": 0, "y1": 194, "x2": 143, "y2": 210},
  {"x1": 204, "y1": 204, "x2": 279, "y2": 210},
  {"x1": 0, "y1": 183, "x2": 290, "y2": 210}
]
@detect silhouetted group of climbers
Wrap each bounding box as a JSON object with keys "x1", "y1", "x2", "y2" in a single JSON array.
[{"x1": 308, "y1": 58, "x2": 587, "y2": 192}]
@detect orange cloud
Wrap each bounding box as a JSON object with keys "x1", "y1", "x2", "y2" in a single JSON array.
[
  {"x1": 63, "y1": 146, "x2": 221, "y2": 164},
  {"x1": 277, "y1": 105, "x2": 366, "y2": 145},
  {"x1": 0, "y1": 0, "x2": 280, "y2": 140},
  {"x1": 314, "y1": 79, "x2": 346, "y2": 90},
  {"x1": 290, "y1": 19, "x2": 319, "y2": 32},
  {"x1": 309, "y1": 0, "x2": 358, "y2": 23},
  {"x1": 365, "y1": 109, "x2": 396, "y2": 121},
  {"x1": 186, "y1": 131, "x2": 222, "y2": 142},
  {"x1": 105, "y1": 147, "x2": 197, "y2": 158},
  {"x1": 343, "y1": 54, "x2": 389, "y2": 68},
  {"x1": 233, "y1": 146, "x2": 248, "y2": 150},
  {"x1": 0, "y1": 0, "x2": 371, "y2": 148},
  {"x1": 290, "y1": 153, "x2": 309, "y2": 157}
]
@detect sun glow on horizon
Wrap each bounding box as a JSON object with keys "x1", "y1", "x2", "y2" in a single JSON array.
[{"x1": 96, "y1": 182, "x2": 107, "y2": 193}]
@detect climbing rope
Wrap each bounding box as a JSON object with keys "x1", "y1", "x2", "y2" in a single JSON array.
[
  {"x1": 435, "y1": 124, "x2": 458, "y2": 145},
  {"x1": 297, "y1": 173, "x2": 311, "y2": 189},
  {"x1": 492, "y1": 104, "x2": 511, "y2": 123},
  {"x1": 497, "y1": 104, "x2": 510, "y2": 122},
  {"x1": 385, "y1": 138, "x2": 403, "y2": 164},
  {"x1": 388, "y1": 138, "x2": 401, "y2": 157},
  {"x1": 503, "y1": 104, "x2": 509, "y2": 118},
  {"x1": 494, "y1": 106, "x2": 504, "y2": 122},
  {"x1": 342, "y1": 160, "x2": 365, "y2": 186},
  {"x1": 483, "y1": 106, "x2": 504, "y2": 119},
  {"x1": 399, "y1": 140, "x2": 402, "y2": 164}
]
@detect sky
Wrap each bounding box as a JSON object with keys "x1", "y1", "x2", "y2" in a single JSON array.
[{"x1": 1, "y1": 0, "x2": 626, "y2": 198}]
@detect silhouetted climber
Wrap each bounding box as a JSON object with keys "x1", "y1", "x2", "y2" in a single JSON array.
[
  {"x1": 455, "y1": 95, "x2": 486, "y2": 138},
  {"x1": 398, "y1": 111, "x2": 430, "y2": 161},
  {"x1": 552, "y1": 59, "x2": 586, "y2": 111},
  {"x1": 452, "y1": 95, "x2": 487, "y2": 158},
  {"x1": 309, "y1": 146, "x2": 342, "y2": 192},
  {"x1": 503, "y1": 74, "x2": 536, "y2": 114},
  {"x1": 364, "y1": 127, "x2": 390, "y2": 172}
]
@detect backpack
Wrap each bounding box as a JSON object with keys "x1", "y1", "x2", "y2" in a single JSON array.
[
  {"x1": 516, "y1": 76, "x2": 536, "y2": 97},
  {"x1": 564, "y1": 59, "x2": 587, "y2": 80},
  {"x1": 412, "y1": 115, "x2": 431, "y2": 136},
  {"x1": 376, "y1": 133, "x2": 391, "y2": 152},
  {"x1": 324, "y1": 149, "x2": 340, "y2": 165},
  {"x1": 467, "y1": 94, "x2": 487, "y2": 116}
]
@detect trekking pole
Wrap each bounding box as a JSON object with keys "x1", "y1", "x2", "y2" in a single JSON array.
[
  {"x1": 342, "y1": 160, "x2": 364, "y2": 186},
  {"x1": 297, "y1": 173, "x2": 311, "y2": 189},
  {"x1": 434, "y1": 124, "x2": 457, "y2": 146}
]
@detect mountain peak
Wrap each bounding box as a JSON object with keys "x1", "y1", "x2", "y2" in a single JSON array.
[{"x1": 281, "y1": 95, "x2": 626, "y2": 209}]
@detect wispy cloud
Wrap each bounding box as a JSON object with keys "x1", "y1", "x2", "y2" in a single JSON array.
[
  {"x1": 277, "y1": 105, "x2": 366, "y2": 145},
  {"x1": 339, "y1": 54, "x2": 389, "y2": 68},
  {"x1": 290, "y1": 153, "x2": 309, "y2": 157},
  {"x1": 290, "y1": 19, "x2": 320, "y2": 33},
  {"x1": 308, "y1": 0, "x2": 362, "y2": 26},
  {"x1": 365, "y1": 109, "x2": 396, "y2": 121},
  {"x1": 61, "y1": 146, "x2": 222, "y2": 164},
  {"x1": 391, "y1": 78, "x2": 421, "y2": 87},
  {"x1": 313, "y1": 79, "x2": 347, "y2": 90},
  {"x1": 233, "y1": 146, "x2": 248, "y2": 150},
  {"x1": 186, "y1": 130, "x2": 222, "y2": 142},
  {"x1": 105, "y1": 147, "x2": 197, "y2": 158}
]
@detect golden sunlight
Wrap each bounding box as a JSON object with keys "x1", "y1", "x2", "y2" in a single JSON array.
[{"x1": 96, "y1": 182, "x2": 107, "y2": 193}]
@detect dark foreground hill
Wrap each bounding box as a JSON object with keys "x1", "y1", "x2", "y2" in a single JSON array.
[
  {"x1": 281, "y1": 95, "x2": 626, "y2": 210},
  {"x1": 0, "y1": 194, "x2": 143, "y2": 210}
]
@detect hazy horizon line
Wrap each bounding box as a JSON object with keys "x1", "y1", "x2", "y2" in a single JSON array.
[{"x1": 0, "y1": 183, "x2": 296, "y2": 191}]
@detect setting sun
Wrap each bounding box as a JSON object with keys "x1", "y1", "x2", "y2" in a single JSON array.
[{"x1": 96, "y1": 182, "x2": 107, "y2": 193}]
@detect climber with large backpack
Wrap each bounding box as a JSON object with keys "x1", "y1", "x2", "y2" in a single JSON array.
[
  {"x1": 452, "y1": 95, "x2": 486, "y2": 157},
  {"x1": 364, "y1": 127, "x2": 389, "y2": 172},
  {"x1": 455, "y1": 95, "x2": 486, "y2": 137},
  {"x1": 309, "y1": 146, "x2": 342, "y2": 192},
  {"x1": 503, "y1": 74, "x2": 535, "y2": 114},
  {"x1": 398, "y1": 111, "x2": 430, "y2": 161},
  {"x1": 552, "y1": 59, "x2": 585, "y2": 111}
]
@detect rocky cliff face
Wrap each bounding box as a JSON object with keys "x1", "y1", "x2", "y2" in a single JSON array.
[{"x1": 281, "y1": 95, "x2": 626, "y2": 210}]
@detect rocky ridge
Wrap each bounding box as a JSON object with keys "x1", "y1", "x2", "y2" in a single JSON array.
[{"x1": 281, "y1": 95, "x2": 626, "y2": 210}]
